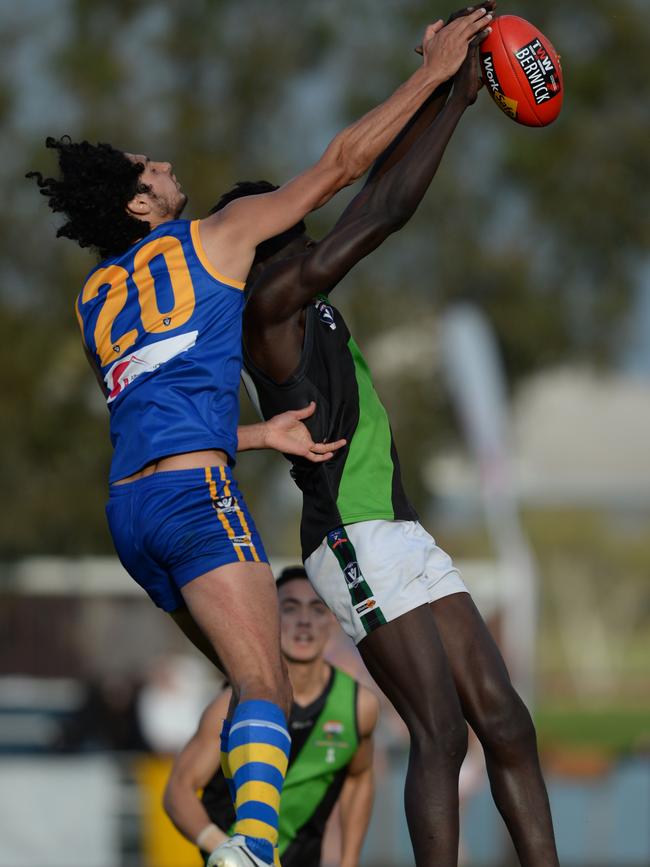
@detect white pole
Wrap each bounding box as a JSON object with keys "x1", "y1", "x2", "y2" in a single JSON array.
[{"x1": 439, "y1": 303, "x2": 538, "y2": 705}]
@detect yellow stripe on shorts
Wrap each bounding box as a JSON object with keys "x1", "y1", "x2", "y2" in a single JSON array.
[
  {"x1": 205, "y1": 467, "x2": 245, "y2": 562},
  {"x1": 218, "y1": 466, "x2": 260, "y2": 562}
]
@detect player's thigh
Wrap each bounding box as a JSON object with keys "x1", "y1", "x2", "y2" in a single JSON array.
[
  {"x1": 429, "y1": 592, "x2": 517, "y2": 723},
  {"x1": 169, "y1": 606, "x2": 225, "y2": 671},
  {"x1": 359, "y1": 603, "x2": 465, "y2": 741},
  {"x1": 180, "y1": 559, "x2": 284, "y2": 689}
]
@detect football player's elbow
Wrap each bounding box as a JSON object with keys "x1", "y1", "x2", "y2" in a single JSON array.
[
  {"x1": 162, "y1": 782, "x2": 176, "y2": 818},
  {"x1": 162, "y1": 775, "x2": 185, "y2": 819},
  {"x1": 377, "y1": 205, "x2": 410, "y2": 235}
]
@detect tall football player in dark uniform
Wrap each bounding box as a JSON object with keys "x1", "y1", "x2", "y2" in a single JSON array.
[
  {"x1": 164, "y1": 567, "x2": 378, "y2": 867},
  {"x1": 218, "y1": 23, "x2": 560, "y2": 867}
]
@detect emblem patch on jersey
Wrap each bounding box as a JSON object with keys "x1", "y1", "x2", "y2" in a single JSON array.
[
  {"x1": 323, "y1": 720, "x2": 344, "y2": 736},
  {"x1": 315, "y1": 298, "x2": 336, "y2": 330},
  {"x1": 104, "y1": 331, "x2": 198, "y2": 402}
]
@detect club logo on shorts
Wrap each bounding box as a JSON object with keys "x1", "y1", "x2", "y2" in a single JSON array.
[
  {"x1": 328, "y1": 527, "x2": 349, "y2": 550},
  {"x1": 515, "y1": 38, "x2": 561, "y2": 105},
  {"x1": 343, "y1": 561, "x2": 363, "y2": 589},
  {"x1": 355, "y1": 598, "x2": 377, "y2": 616},
  {"x1": 212, "y1": 495, "x2": 236, "y2": 514},
  {"x1": 231, "y1": 534, "x2": 252, "y2": 546},
  {"x1": 315, "y1": 298, "x2": 336, "y2": 330}
]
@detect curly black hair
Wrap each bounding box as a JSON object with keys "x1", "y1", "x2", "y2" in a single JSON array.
[
  {"x1": 26, "y1": 136, "x2": 151, "y2": 260},
  {"x1": 210, "y1": 180, "x2": 307, "y2": 264}
]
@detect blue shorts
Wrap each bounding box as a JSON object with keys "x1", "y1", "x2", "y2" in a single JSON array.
[{"x1": 106, "y1": 466, "x2": 268, "y2": 612}]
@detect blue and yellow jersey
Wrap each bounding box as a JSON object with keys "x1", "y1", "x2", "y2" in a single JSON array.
[{"x1": 76, "y1": 219, "x2": 245, "y2": 483}]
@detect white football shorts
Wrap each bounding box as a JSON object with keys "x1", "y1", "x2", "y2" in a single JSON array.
[{"x1": 304, "y1": 519, "x2": 468, "y2": 644}]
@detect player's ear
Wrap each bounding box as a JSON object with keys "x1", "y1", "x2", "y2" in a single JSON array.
[{"x1": 126, "y1": 191, "x2": 152, "y2": 219}]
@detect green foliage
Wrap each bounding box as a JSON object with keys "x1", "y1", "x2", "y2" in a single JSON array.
[{"x1": 535, "y1": 706, "x2": 650, "y2": 754}]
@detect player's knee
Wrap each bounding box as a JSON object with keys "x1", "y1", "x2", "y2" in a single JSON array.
[
  {"x1": 439, "y1": 719, "x2": 469, "y2": 766},
  {"x1": 413, "y1": 717, "x2": 468, "y2": 770},
  {"x1": 481, "y1": 693, "x2": 537, "y2": 758}
]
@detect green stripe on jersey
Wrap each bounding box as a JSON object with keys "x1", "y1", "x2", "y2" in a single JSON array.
[
  {"x1": 277, "y1": 669, "x2": 358, "y2": 855},
  {"x1": 336, "y1": 336, "x2": 395, "y2": 521}
]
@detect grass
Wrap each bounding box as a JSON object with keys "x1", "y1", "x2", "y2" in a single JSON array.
[{"x1": 535, "y1": 705, "x2": 650, "y2": 755}]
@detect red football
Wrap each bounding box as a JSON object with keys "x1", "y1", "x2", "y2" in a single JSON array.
[{"x1": 479, "y1": 15, "x2": 563, "y2": 127}]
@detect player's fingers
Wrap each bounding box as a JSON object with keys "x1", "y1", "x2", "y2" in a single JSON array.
[
  {"x1": 310, "y1": 438, "x2": 346, "y2": 455},
  {"x1": 290, "y1": 401, "x2": 316, "y2": 420},
  {"x1": 447, "y1": 1, "x2": 495, "y2": 27},
  {"x1": 447, "y1": 5, "x2": 475, "y2": 25},
  {"x1": 416, "y1": 18, "x2": 444, "y2": 54},
  {"x1": 470, "y1": 27, "x2": 491, "y2": 47},
  {"x1": 423, "y1": 19, "x2": 444, "y2": 41},
  {"x1": 305, "y1": 451, "x2": 335, "y2": 463},
  {"x1": 449, "y1": 6, "x2": 488, "y2": 33},
  {"x1": 463, "y1": 7, "x2": 493, "y2": 34}
]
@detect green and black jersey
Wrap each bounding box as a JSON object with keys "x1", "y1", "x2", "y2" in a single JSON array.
[
  {"x1": 242, "y1": 296, "x2": 417, "y2": 559},
  {"x1": 201, "y1": 666, "x2": 359, "y2": 867}
]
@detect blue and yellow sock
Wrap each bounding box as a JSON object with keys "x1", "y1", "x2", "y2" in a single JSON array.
[
  {"x1": 219, "y1": 718, "x2": 235, "y2": 805},
  {"x1": 228, "y1": 699, "x2": 290, "y2": 865}
]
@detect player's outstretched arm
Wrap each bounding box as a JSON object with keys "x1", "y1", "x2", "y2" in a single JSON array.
[
  {"x1": 237, "y1": 402, "x2": 346, "y2": 462},
  {"x1": 197, "y1": 9, "x2": 492, "y2": 285},
  {"x1": 246, "y1": 39, "x2": 488, "y2": 331},
  {"x1": 163, "y1": 693, "x2": 231, "y2": 854},
  {"x1": 366, "y1": 1, "x2": 496, "y2": 184},
  {"x1": 338, "y1": 687, "x2": 379, "y2": 867}
]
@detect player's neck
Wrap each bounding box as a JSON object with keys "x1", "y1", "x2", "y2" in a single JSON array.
[{"x1": 287, "y1": 658, "x2": 331, "y2": 708}]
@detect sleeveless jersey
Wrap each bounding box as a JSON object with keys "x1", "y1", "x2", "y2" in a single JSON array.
[
  {"x1": 201, "y1": 667, "x2": 359, "y2": 866},
  {"x1": 242, "y1": 296, "x2": 418, "y2": 559},
  {"x1": 76, "y1": 220, "x2": 245, "y2": 483}
]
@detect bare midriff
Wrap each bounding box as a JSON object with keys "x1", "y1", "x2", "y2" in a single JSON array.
[{"x1": 114, "y1": 449, "x2": 229, "y2": 485}]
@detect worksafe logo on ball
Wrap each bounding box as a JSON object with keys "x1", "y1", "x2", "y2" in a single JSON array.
[
  {"x1": 480, "y1": 53, "x2": 518, "y2": 119},
  {"x1": 515, "y1": 38, "x2": 561, "y2": 105}
]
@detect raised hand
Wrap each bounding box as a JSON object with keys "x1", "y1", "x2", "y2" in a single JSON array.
[
  {"x1": 451, "y1": 31, "x2": 489, "y2": 106},
  {"x1": 417, "y1": 6, "x2": 493, "y2": 78},
  {"x1": 446, "y1": 1, "x2": 496, "y2": 26},
  {"x1": 262, "y1": 402, "x2": 346, "y2": 462}
]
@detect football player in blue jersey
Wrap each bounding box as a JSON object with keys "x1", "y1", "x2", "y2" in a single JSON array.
[{"x1": 27, "y1": 12, "x2": 492, "y2": 866}]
